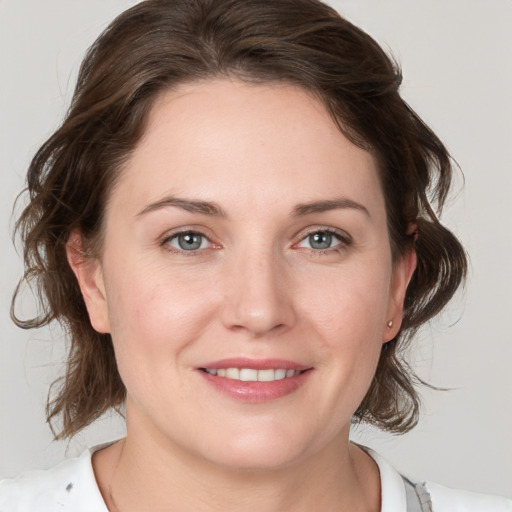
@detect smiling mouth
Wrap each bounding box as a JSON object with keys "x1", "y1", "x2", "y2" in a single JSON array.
[{"x1": 200, "y1": 368, "x2": 306, "y2": 382}]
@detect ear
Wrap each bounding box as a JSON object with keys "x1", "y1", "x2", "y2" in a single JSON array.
[
  {"x1": 66, "y1": 230, "x2": 110, "y2": 334},
  {"x1": 382, "y1": 246, "x2": 417, "y2": 343}
]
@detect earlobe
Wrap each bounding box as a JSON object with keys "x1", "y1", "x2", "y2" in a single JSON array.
[
  {"x1": 66, "y1": 230, "x2": 110, "y2": 334},
  {"x1": 382, "y1": 248, "x2": 417, "y2": 343}
]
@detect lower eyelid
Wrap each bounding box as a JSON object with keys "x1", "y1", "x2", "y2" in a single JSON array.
[
  {"x1": 162, "y1": 231, "x2": 211, "y2": 251},
  {"x1": 296, "y1": 230, "x2": 350, "y2": 249},
  {"x1": 160, "y1": 228, "x2": 350, "y2": 254}
]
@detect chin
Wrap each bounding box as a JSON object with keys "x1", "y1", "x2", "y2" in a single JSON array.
[
  {"x1": 208, "y1": 447, "x2": 304, "y2": 472},
  {"x1": 194, "y1": 427, "x2": 317, "y2": 472}
]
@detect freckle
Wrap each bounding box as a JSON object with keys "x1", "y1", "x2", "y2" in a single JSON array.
[{"x1": 66, "y1": 482, "x2": 73, "y2": 492}]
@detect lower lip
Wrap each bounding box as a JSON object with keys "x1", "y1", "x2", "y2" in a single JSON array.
[{"x1": 198, "y1": 370, "x2": 312, "y2": 403}]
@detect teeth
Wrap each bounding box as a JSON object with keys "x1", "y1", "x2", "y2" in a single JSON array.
[
  {"x1": 240, "y1": 368, "x2": 258, "y2": 381},
  {"x1": 204, "y1": 368, "x2": 302, "y2": 382},
  {"x1": 226, "y1": 368, "x2": 240, "y2": 379},
  {"x1": 274, "y1": 369, "x2": 286, "y2": 380},
  {"x1": 257, "y1": 369, "x2": 276, "y2": 382}
]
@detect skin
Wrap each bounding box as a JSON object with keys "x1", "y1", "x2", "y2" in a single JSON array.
[{"x1": 68, "y1": 78, "x2": 416, "y2": 512}]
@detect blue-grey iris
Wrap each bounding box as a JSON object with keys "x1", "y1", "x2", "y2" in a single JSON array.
[
  {"x1": 178, "y1": 233, "x2": 203, "y2": 250},
  {"x1": 309, "y1": 232, "x2": 332, "y2": 250}
]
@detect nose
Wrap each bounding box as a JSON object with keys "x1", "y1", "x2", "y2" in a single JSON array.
[{"x1": 220, "y1": 249, "x2": 297, "y2": 337}]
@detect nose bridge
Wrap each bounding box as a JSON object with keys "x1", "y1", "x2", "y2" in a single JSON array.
[{"x1": 221, "y1": 241, "x2": 296, "y2": 336}]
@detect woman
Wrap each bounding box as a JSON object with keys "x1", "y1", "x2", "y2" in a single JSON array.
[{"x1": 1, "y1": 0, "x2": 510, "y2": 510}]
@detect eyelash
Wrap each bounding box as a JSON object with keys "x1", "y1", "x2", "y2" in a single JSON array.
[
  {"x1": 161, "y1": 229, "x2": 216, "y2": 256},
  {"x1": 161, "y1": 227, "x2": 351, "y2": 255},
  {"x1": 294, "y1": 227, "x2": 351, "y2": 255}
]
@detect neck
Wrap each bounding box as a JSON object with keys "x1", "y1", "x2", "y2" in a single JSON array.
[{"x1": 94, "y1": 418, "x2": 380, "y2": 512}]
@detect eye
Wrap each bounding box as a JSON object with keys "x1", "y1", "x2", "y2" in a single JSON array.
[
  {"x1": 166, "y1": 231, "x2": 210, "y2": 251},
  {"x1": 296, "y1": 229, "x2": 347, "y2": 251}
]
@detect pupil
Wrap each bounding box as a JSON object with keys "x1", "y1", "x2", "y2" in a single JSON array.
[
  {"x1": 179, "y1": 233, "x2": 202, "y2": 250},
  {"x1": 310, "y1": 232, "x2": 332, "y2": 250}
]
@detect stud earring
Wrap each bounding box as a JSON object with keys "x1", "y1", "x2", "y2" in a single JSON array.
[{"x1": 387, "y1": 320, "x2": 393, "y2": 328}]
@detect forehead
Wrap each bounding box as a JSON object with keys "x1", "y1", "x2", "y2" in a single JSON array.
[{"x1": 110, "y1": 78, "x2": 384, "y2": 218}]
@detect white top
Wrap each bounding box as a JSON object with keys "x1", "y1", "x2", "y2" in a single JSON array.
[{"x1": 0, "y1": 444, "x2": 510, "y2": 512}]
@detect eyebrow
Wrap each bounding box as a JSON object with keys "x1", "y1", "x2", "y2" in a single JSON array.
[
  {"x1": 136, "y1": 195, "x2": 369, "y2": 219},
  {"x1": 136, "y1": 196, "x2": 227, "y2": 218},
  {"x1": 292, "y1": 198, "x2": 370, "y2": 218}
]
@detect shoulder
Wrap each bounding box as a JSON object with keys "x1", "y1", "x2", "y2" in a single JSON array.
[
  {"x1": 362, "y1": 445, "x2": 512, "y2": 512},
  {"x1": 424, "y1": 480, "x2": 512, "y2": 512},
  {"x1": 0, "y1": 446, "x2": 108, "y2": 512}
]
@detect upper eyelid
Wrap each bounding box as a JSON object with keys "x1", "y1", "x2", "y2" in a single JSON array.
[
  {"x1": 159, "y1": 225, "x2": 351, "y2": 247},
  {"x1": 294, "y1": 226, "x2": 352, "y2": 243},
  {"x1": 161, "y1": 229, "x2": 216, "y2": 255},
  {"x1": 161, "y1": 227, "x2": 213, "y2": 243},
  {"x1": 291, "y1": 228, "x2": 353, "y2": 255}
]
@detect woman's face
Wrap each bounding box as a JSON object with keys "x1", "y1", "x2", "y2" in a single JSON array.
[{"x1": 74, "y1": 79, "x2": 414, "y2": 470}]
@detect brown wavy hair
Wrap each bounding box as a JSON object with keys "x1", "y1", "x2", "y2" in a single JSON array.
[{"x1": 12, "y1": 0, "x2": 467, "y2": 439}]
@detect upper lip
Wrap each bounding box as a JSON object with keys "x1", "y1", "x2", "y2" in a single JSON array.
[{"x1": 198, "y1": 358, "x2": 311, "y2": 371}]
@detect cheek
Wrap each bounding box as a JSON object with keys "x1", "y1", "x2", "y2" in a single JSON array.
[
  {"x1": 102, "y1": 259, "x2": 218, "y2": 373},
  {"x1": 299, "y1": 262, "x2": 391, "y2": 400},
  {"x1": 300, "y1": 261, "x2": 391, "y2": 342}
]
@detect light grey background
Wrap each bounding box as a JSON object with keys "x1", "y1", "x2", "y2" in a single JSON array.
[{"x1": 1, "y1": 0, "x2": 511, "y2": 498}]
